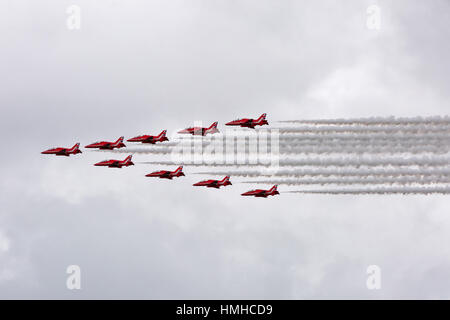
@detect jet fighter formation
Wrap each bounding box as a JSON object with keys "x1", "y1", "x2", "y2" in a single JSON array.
[{"x1": 41, "y1": 114, "x2": 279, "y2": 198}]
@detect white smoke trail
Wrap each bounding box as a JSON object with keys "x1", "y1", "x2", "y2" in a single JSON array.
[
  {"x1": 278, "y1": 141, "x2": 450, "y2": 149},
  {"x1": 286, "y1": 186, "x2": 450, "y2": 195},
  {"x1": 278, "y1": 136, "x2": 450, "y2": 144},
  {"x1": 241, "y1": 176, "x2": 450, "y2": 185},
  {"x1": 263, "y1": 125, "x2": 450, "y2": 134},
  {"x1": 235, "y1": 135, "x2": 450, "y2": 152},
  {"x1": 279, "y1": 145, "x2": 450, "y2": 154},
  {"x1": 278, "y1": 116, "x2": 450, "y2": 126},
  {"x1": 141, "y1": 155, "x2": 450, "y2": 167},
  {"x1": 276, "y1": 135, "x2": 450, "y2": 144},
  {"x1": 195, "y1": 167, "x2": 450, "y2": 177},
  {"x1": 129, "y1": 137, "x2": 450, "y2": 149},
  {"x1": 95, "y1": 148, "x2": 173, "y2": 155},
  {"x1": 240, "y1": 132, "x2": 450, "y2": 140},
  {"x1": 274, "y1": 156, "x2": 450, "y2": 167},
  {"x1": 94, "y1": 139, "x2": 450, "y2": 157},
  {"x1": 110, "y1": 145, "x2": 449, "y2": 156}
]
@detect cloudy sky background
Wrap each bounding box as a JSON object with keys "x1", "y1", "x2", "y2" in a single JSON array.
[{"x1": 1, "y1": 0, "x2": 450, "y2": 299}]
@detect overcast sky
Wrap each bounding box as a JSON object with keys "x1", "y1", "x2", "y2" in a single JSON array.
[{"x1": 1, "y1": 0, "x2": 450, "y2": 299}]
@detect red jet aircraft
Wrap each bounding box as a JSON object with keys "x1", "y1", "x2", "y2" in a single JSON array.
[
  {"x1": 94, "y1": 155, "x2": 134, "y2": 168},
  {"x1": 41, "y1": 143, "x2": 82, "y2": 156},
  {"x1": 85, "y1": 136, "x2": 126, "y2": 150},
  {"x1": 127, "y1": 130, "x2": 168, "y2": 144},
  {"x1": 226, "y1": 113, "x2": 268, "y2": 129},
  {"x1": 178, "y1": 122, "x2": 219, "y2": 136},
  {"x1": 241, "y1": 185, "x2": 279, "y2": 198},
  {"x1": 193, "y1": 176, "x2": 231, "y2": 189},
  {"x1": 145, "y1": 166, "x2": 184, "y2": 179}
]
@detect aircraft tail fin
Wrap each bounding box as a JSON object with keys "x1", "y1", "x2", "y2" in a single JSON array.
[
  {"x1": 269, "y1": 185, "x2": 278, "y2": 192},
  {"x1": 255, "y1": 113, "x2": 268, "y2": 125},
  {"x1": 113, "y1": 136, "x2": 124, "y2": 146},
  {"x1": 157, "y1": 130, "x2": 167, "y2": 138},
  {"x1": 174, "y1": 166, "x2": 183, "y2": 174},
  {"x1": 257, "y1": 113, "x2": 267, "y2": 122},
  {"x1": 220, "y1": 176, "x2": 230, "y2": 183},
  {"x1": 206, "y1": 122, "x2": 219, "y2": 134},
  {"x1": 69, "y1": 143, "x2": 80, "y2": 152},
  {"x1": 209, "y1": 122, "x2": 218, "y2": 129}
]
